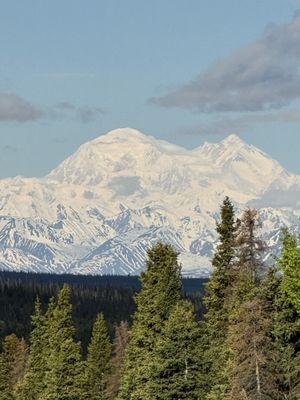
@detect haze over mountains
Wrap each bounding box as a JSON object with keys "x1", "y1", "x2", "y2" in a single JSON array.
[{"x1": 0, "y1": 128, "x2": 299, "y2": 276}]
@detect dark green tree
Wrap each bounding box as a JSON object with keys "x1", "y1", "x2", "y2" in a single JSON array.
[
  {"x1": 204, "y1": 197, "x2": 238, "y2": 399},
  {"x1": 145, "y1": 300, "x2": 205, "y2": 400},
  {"x1": 42, "y1": 284, "x2": 85, "y2": 400},
  {"x1": 274, "y1": 231, "x2": 300, "y2": 399},
  {"x1": 16, "y1": 298, "x2": 47, "y2": 400},
  {"x1": 85, "y1": 313, "x2": 112, "y2": 400},
  {"x1": 279, "y1": 231, "x2": 300, "y2": 314},
  {"x1": 118, "y1": 242, "x2": 182, "y2": 400}
]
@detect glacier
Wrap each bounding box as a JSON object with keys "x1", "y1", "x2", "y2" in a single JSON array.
[{"x1": 0, "y1": 128, "x2": 299, "y2": 277}]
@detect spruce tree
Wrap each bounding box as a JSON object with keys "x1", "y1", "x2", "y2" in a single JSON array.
[
  {"x1": 0, "y1": 352, "x2": 13, "y2": 400},
  {"x1": 146, "y1": 301, "x2": 205, "y2": 400},
  {"x1": 41, "y1": 284, "x2": 85, "y2": 400},
  {"x1": 275, "y1": 231, "x2": 300, "y2": 399},
  {"x1": 16, "y1": 298, "x2": 47, "y2": 400},
  {"x1": 85, "y1": 313, "x2": 112, "y2": 400},
  {"x1": 107, "y1": 321, "x2": 130, "y2": 400},
  {"x1": 118, "y1": 242, "x2": 182, "y2": 400},
  {"x1": 204, "y1": 197, "x2": 237, "y2": 399},
  {"x1": 279, "y1": 231, "x2": 300, "y2": 314},
  {"x1": 228, "y1": 298, "x2": 282, "y2": 400},
  {"x1": 274, "y1": 286, "x2": 300, "y2": 399}
]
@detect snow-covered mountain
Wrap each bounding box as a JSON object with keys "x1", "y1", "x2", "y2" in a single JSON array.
[{"x1": 0, "y1": 128, "x2": 299, "y2": 276}]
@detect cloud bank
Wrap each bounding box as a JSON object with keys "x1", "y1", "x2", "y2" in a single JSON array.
[
  {"x1": 151, "y1": 11, "x2": 300, "y2": 113},
  {"x1": 0, "y1": 93, "x2": 104, "y2": 124}
]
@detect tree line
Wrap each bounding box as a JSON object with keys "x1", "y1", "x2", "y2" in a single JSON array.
[
  {"x1": 0, "y1": 273, "x2": 206, "y2": 351},
  {"x1": 0, "y1": 197, "x2": 299, "y2": 399}
]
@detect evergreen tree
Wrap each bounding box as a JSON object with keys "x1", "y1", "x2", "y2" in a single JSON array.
[
  {"x1": 274, "y1": 231, "x2": 300, "y2": 399},
  {"x1": 279, "y1": 230, "x2": 300, "y2": 314},
  {"x1": 274, "y1": 288, "x2": 300, "y2": 399},
  {"x1": 145, "y1": 301, "x2": 205, "y2": 400},
  {"x1": 85, "y1": 313, "x2": 112, "y2": 400},
  {"x1": 118, "y1": 242, "x2": 182, "y2": 400},
  {"x1": 204, "y1": 197, "x2": 238, "y2": 399},
  {"x1": 227, "y1": 298, "x2": 282, "y2": 400},
  {"x1": 0, "y1": 352, "x2": 13, "y2": 400},
  {"x1": 260, "y1": 248, "x2": 300, "y2": 400},
  {"x1": 41, "y1": 284, "x2": 85, "y2": 400},
  {"x1": 15, "y1": 298, "x2": 47, "y2": 400},
  {"x1": 107, "y1": 321, "x2": 130, "y2": 400}
]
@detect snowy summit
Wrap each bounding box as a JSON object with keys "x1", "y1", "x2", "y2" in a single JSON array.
[{"x1": 0, "y1": 128, "x2": 299, "y2": 276}]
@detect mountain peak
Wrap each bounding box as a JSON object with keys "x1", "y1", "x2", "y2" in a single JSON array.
[
  {"x1": 221, "y1": 133, "x2": 245, "y2": 146},
  {"x1": 96, "y1": 127, "x2": 149, "y2": 143}
]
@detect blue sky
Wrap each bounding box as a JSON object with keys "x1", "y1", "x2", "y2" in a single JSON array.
[{"x1": 1, "y1": 0, "x2": 300, "y2": 177}]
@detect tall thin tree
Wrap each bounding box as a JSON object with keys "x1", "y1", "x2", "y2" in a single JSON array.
[
  {"x1": 118, "y1": 242, "x2": 182, "y2": 400},
  {"x1": 85, "y1": 313, "x2": 112, "y2": 400},
  {"x1": 42, "y1": 284, "x2": 85, "y2": 400},
  {"x1": 204, "y1": 197, "x2": 238, "y2": 399}
]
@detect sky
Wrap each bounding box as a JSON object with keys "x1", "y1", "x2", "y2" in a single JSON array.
[{"x1": 1, "y1": 0, "x2": 300, "y2": 178}]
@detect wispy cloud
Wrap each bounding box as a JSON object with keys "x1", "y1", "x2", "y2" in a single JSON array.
[
  {"x1": 0, "y1": 93, "x2": 43, "y2": 122},
  {"x1": 150, "y1": 11, "x2": 300, "y2": 113},
  {"x1": 183, "y1": 108, "x2": 300, "y2": 136},
  {"x1": 51, "y1": 102, "x2": 105, "y2": 124},
  {"x1": 0, "y1": 93, "x2": 104, "y2": 124}
]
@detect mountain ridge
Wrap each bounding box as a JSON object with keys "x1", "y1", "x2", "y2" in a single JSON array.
[{"x1": 0, "y1": 128, "x2": 299, "y2": 276}]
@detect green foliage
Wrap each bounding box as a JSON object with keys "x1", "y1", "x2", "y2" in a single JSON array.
[
  {"x1": 0, "y1": 352, "x2": 14, "y2": 400},
  {"x1": 85, "y1": 313, "x2": 112, "y2": 400},
  {"x1": 205, "y1": 197, "x2": 237, "y2": 315},
  {"x1": 41, "y1": 285, "x2": 85, "y2": 400},
  {"x1": 118, "y1": 242, "x2": 182, "y2": 399},
  {"x1": 279, "y1": 231, "x2": 300, "y2": 314},
  {"x1": 274, "y1": 232, "x2": 300, "y2": 399},
  {"x1": 255, "y1": 240, "x2": 300, "y2": 400},
  {"x1": 204, "y1": 197, "x2": 238, "y2": 399},
  {"x1": 15, "y1": 298, "x2": 46, "y2": 400},
  {"x1": 145, "y1": 301, "x2": 206, "y2": 400},
  {"x1": 0, "y1": 271, "x2": 206, "y2": 350}
]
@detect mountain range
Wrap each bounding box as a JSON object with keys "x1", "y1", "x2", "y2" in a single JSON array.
[{"x1": 0, "y1": 128, "x2": 299, "y2": 277}]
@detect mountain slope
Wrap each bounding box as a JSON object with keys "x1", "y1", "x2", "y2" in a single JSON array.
[{"x1": 0, "y1": 128, "x2": 299, "y2": 276}]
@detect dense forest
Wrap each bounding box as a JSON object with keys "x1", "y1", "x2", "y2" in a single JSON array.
[
  {"x1": 0, "y1": 198, "x2": 299, "y2": 399},
  {"x1": 0, "y1": 272, "x2": 207, "y2": 352}
]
